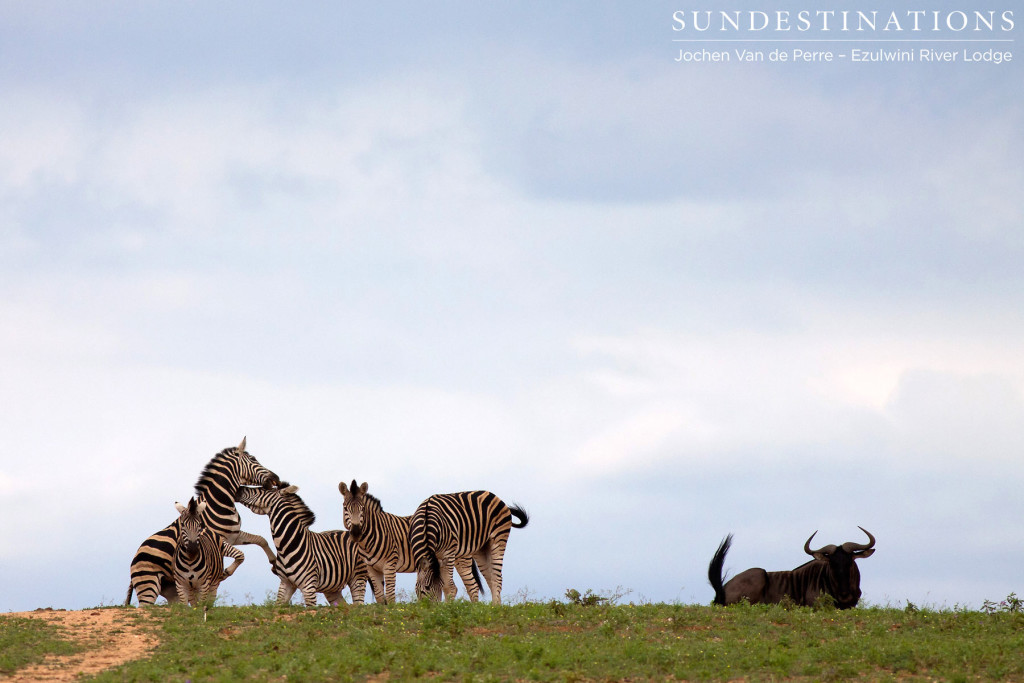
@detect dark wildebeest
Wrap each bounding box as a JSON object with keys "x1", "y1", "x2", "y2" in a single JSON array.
[{"x1": 708, "y1": 527, "x2": 876, "y2": 609}]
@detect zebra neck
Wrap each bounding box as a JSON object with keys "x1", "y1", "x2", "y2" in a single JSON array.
[
  {"x1": 268, "y1": 508, "x2": 309, "y2": 545},
  {"x1": 362, "y1": 501, "x2": 399, "y2": 543},
  {"x1": 195, "y1": 474, "x2": 238, "y2": 512}
]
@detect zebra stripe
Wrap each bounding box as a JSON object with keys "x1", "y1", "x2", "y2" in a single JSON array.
[
  {"x1": 338, "y1": 480, "x2": 478, "y2": 604},
  {"x1": 172, "y1": 498, "x2": 227, "y2": 606},
  {"x1": 125, "y1": 437, "x2": 281, "y2": 606},
  {"x1": 410, "y1": 490, "x2": 529, "y2": 605},
  {"x1": 237, "y1": 485, "x2": 369, "y2": 607}
]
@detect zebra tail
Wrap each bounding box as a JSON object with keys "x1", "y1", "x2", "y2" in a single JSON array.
[
  {"x1": 509, "y1": 504, "x2": 529, "y2": 529},
  {"x1": 471, "y1": 559, "x2": 484, "y2": 596},
  {"x1": 124, "y1": 582, "x2": 134, "y2": 607},
  {"x1": 708, "y1": 534, "x2": 732, "y2": 606},
  {"x1": 427, "y1": 549, "x2": 441, "y2": 580}
]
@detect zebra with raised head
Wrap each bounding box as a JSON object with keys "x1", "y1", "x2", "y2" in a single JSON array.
[
  {"x1": 410, "y1": 490, "x2": 529, "y2": 605},
  {"x1": 236, "y1": 484, "x2": 370, "y2": 606},
  {"x1": 125, "y1": 437, "x2": 282, "y2": 606},
  {"x1": 338, "y1": 480, "x2": 479, "y2": 604},
  {"x1": 172, "y1": 497, "x2": 226, "y2": 607}
]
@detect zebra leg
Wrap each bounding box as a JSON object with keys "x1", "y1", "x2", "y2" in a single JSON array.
[
  {"x1": 221, "y1": 541, "x2": 246, "y2": 578},
  {"x1": 439, "y1": 558, "x2": 458, "y2": 602},
  {"x1": 485, "y1": 533, "x2": 510, "y2": 605},
  {"x1": 472, "y1": 547, "x2": 497, "y2": 604},
  {"x1": 131, "y1": 565, "x2": 176, "y2": 605},
  {"x1": 365, "y1": 567, "x2": 385, "y2": 604},
  {"x1": 324, "y1": 590, "x2": 345, "y2": 606},
  {"x1": 455, "y1": 559, "x2": 480, "y2": 602},
  {"x1": 160, "y1": 576, "x2": 181, "y2": 603},
  {"x1": 383, "y1": 563, "x2": 398, "y2": 604},
  {"x1": 131, "y1": 576, "x2": 159, "y2": 606},
  {"x1": 348, "y1": 579, "x2": 365, "y2": 605},
  {"x1": 175, "y1": 579, "x2": 189, "y2": 605},
  {"x1": 300, "y1": 580, "x2": 319, "y2": 608},
  {"x1": 349, "y1": 569, "x2": 368, "y2": 605},
  {"x1": 200, "y1": 583, "x2": 218, "y2": 607},
  {"x1": 277, "y1": 579, "x2": 298, "y2": 605},
  {"x1": 232, "y1": 530, "x2": 276, "y2": 564}
]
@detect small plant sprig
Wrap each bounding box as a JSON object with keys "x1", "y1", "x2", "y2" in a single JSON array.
[
  {"x1": 565, "y1": 588, "x2": 608, "y2": 606},
  {"x1": 981, "y1": 592, "x2": 1022, "y2": 614},
  {"x1": 564, "y1": 586, "x2": 633, "y2": 606}
]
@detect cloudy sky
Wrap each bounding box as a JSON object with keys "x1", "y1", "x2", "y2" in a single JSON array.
[{"x1": 1, "y1": 2, "x2": 1021, "y2": 612}]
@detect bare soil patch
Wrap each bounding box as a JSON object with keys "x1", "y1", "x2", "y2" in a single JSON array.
[{"x1": 3, "y1": 609, "x2": 157, "y2": 682}]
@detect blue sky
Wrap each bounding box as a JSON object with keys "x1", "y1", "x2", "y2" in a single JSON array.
[{"x1": 1, "y1": 2, "x2": 1022, "y2": 611}]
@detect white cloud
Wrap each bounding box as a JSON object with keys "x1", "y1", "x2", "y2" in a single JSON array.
[{"x1": 0, "y1": 90, "x2": 86, "y2": 191}]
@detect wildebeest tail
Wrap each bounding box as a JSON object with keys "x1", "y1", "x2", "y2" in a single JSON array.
[
  {"x1": 509, "y1": 504, "x2": 529, "y2": 529},
  {"x1": 708, "y1": 534, "x2": 733, "y2": 606}
]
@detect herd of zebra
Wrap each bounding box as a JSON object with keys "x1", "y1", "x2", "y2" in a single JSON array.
[{"x1": 125, "y1": 439, "x2": 529, "y2": 608}]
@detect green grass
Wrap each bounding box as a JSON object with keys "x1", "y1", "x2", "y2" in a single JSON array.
[
  {"x1": 0, "y1": 615, "x2": 84, "y2": 675},
  {"x1": 79, "y1": 598, "x2": 1024, "y2": 682}
]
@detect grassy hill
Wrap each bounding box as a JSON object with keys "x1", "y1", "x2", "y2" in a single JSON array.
[{"x1": 5, "y1": 593, "x2": 1024, "y2": 681}]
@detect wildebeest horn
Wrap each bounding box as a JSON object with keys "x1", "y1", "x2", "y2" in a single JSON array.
[
  {"x1": 804, "y1": 531, "x2": 837, "y2": 557},
  {"x1": 842, "y1": 526, "x2": 876, "y2": 553}
]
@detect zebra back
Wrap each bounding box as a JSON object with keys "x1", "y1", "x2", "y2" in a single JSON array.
[{"x1": 237, "y1": 486, "x2": 367, "y2": 606}]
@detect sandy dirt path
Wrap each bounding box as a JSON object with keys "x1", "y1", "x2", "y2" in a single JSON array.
[{"x1": 2, "y1": 608, "x2": 158, "y2": 682}]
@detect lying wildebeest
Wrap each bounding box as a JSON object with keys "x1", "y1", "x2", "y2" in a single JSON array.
[{"x1": 708, "y1": 527, "x2": 876, "y2": 609}]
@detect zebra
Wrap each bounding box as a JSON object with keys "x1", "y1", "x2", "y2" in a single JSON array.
[
  {"x1": 172, "y1": 497, "x2": 226, "y2": 607},
  {"x1": 125, "y1": 437, "x2": 282, "y2": 606},
  {"x1": 236, "y1": 484, "x2": 370, "y2": 607},
  {"x1": 338, "y1": 480, "x2": 480, "y2": 604},
  {"x1": 410, "y1": 490, "x2": 529, "y2": 605}
]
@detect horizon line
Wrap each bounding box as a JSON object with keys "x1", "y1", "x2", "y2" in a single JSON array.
[{"x1": 672, "y1": 38, "x2": 1014, "y2": 43}]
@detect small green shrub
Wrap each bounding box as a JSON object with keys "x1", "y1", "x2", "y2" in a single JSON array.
[{"x1": 564, "y1": 588, "x2": 607, "y2": 606}]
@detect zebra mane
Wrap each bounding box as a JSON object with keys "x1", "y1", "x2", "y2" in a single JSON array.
[
  {"x1": 363, "y1": 490, "x2": 383, "y2": 510},
  {"x1": 194, "y1": 446, "x2": 242, "y2": 494},
  {"x1": 277, "y1": 489, "x2": 317, "y2": 528},
  {"x1": 351, "y1": 480, "x2": 383, "y2": 511}
]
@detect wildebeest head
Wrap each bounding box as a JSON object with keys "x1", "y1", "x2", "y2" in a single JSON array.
[{"x1": 803, "y1": 526, "x2": 876, "y2": 609}]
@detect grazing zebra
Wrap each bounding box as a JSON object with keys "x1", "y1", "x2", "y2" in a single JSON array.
[
  {"x1": 236, "y1": 484, "x2": 370, "y2": 607},
  {"x1": 338, "y1": 480, "x2": 479, "y2": 604},
  {"x1": 410, "y1": 490, "x2": 529, "y2": 605},
  {"x1": 172, "y1": 497, "x2": 226, "y2": 606},
  {"x1": 125, "y1": 437, "x2": 281, "y2": 606}
]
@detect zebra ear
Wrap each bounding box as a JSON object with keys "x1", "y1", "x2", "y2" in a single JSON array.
[
  {"x1": 237, "y1": 436, "x2": 247, "y2": 454},
  {"x1": 359, "y1": 482, "x2": 368, "y2": 496},
  {"x1": 284, "y1": 485, "x2": 299, "y2": 494},
  {"x1": 175, "y1": 501, "x2": 186, "y2": 514},
  {"x1": 338, "y1": 481, "x2": 349, "y2": 496},
  {"x1": 196, "y1": 500, "x2": 208, "y2": 516}
]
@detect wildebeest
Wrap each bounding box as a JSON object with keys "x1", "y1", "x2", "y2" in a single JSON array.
[{"x1": 708, "y1": 527, "x2": 876, "y2": 609}]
